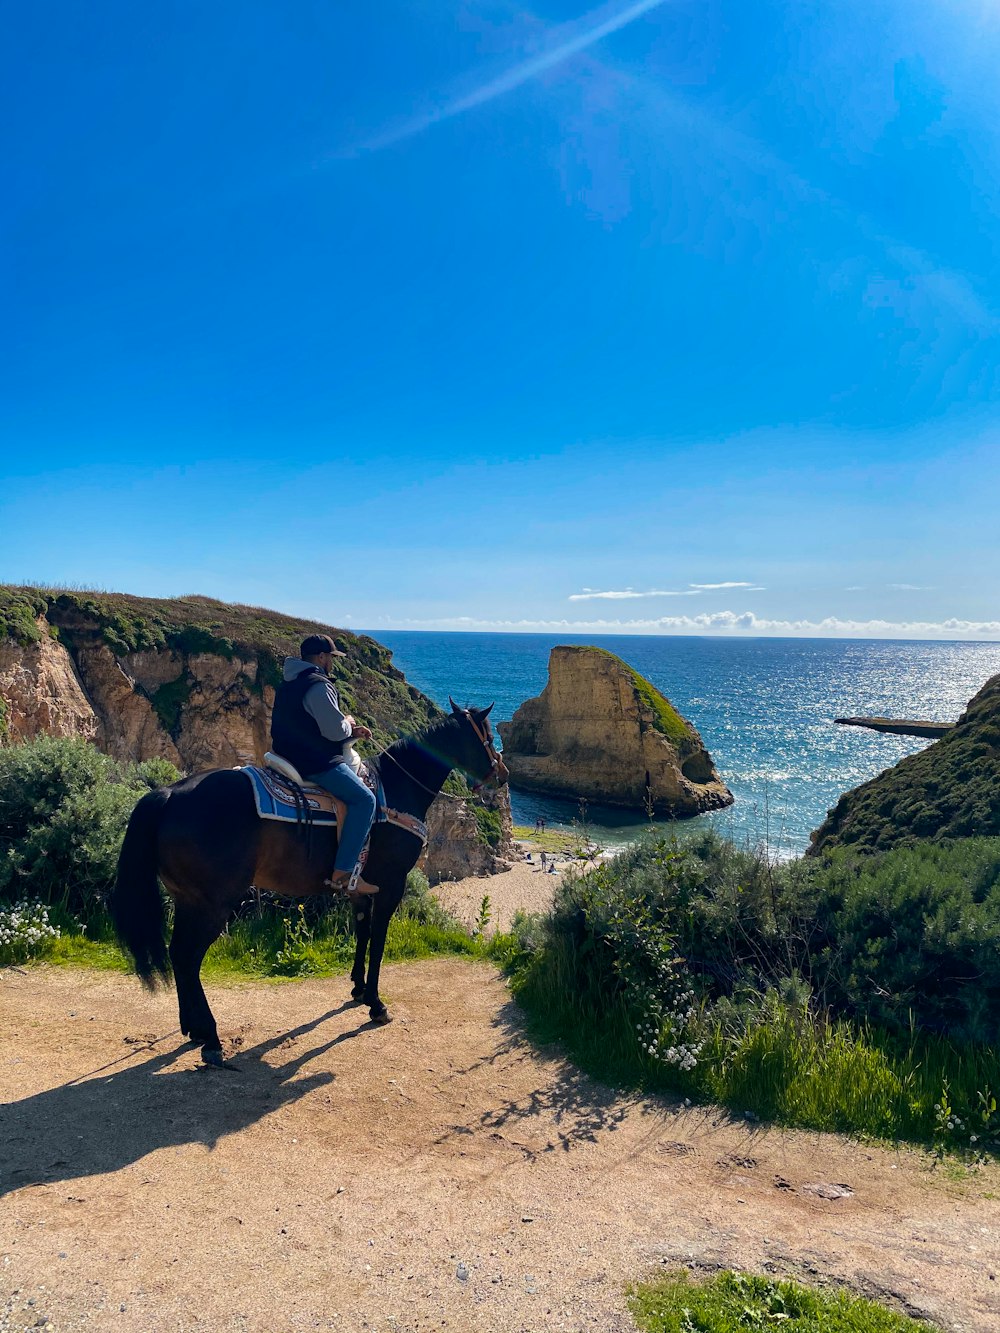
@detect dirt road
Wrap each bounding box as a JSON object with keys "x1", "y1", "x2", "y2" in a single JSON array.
[{"x1": 2, "y1": 962, "x2": 998, "y2": 1332}]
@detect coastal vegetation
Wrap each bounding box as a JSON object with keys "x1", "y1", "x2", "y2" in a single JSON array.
[
  {"x1": 5, "y1": 709, "x2": 1000, "y2": 1154},
  {"x1": 588, "y1": 645, "x2": 691, "y2": 747},
  {"x1": 811, "y1": 670, "x2": 1000, "y2": 853},
  {"x1": 504, "y1": 829, "x2": 1000, "y2": 1151},
  {"x1": 629, "y1": 1270, "x2": 936, "y2": 1332}
]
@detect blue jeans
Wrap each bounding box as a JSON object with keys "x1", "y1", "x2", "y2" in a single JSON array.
[{"x1": 307, "y1": 763, "x2": 377, "y2": 875}]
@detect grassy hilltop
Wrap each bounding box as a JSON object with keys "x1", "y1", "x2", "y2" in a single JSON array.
[
  {"x1": 0, "y1": 583, "x2": 437, "y2": 745},
  {"x1": 811, "y1": 670, "x2": 1000, "y2": 854}
]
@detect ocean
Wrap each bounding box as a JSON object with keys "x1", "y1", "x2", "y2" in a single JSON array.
[{"x1": 371, "y1": 631, "x2": 1000, "y2": 857}]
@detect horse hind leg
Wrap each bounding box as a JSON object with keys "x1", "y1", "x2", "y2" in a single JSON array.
[
  {"x1": 169, "y1": 904, "x2": 227, "y2": 1061},
  {"x1": 350, "y1": 898, "x2": 372, "y2": 1001}
]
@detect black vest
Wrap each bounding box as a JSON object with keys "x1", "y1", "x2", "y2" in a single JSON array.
[{"x1": 270, "y1": 668, "x2": 345, "y2": 776}]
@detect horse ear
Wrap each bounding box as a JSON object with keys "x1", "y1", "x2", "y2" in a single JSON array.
[
  {"x1": 482, "y1": 702, "x2": 495, "y2": 717},
  {"x1": 449, "y1": 696, "x2": 463, "y2": 714}
]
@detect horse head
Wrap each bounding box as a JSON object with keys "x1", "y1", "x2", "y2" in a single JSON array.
[{"x1": 448, "y1": 699, "x2": 508, "y2": 791}]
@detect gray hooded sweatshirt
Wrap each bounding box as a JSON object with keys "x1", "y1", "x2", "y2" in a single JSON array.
[{"x1": 282, "y1": 658, "x2": 354, "y2": 760}]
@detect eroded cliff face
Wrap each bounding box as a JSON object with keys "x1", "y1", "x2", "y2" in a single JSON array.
[
  {"x1": 0, "y1": 591, "x2": 511, "y2": 881},
  {"x1": 421, "y1": 783, "x2": 513, "y2": 883},
  {"x1": 0, "y1": 626, "x2": 97, "y2": 746},
  {"x1": 498, "y1": 645, "x2": 732, "y2": 816},
  {"x1": 0, "y1": 629, "x2": 270, "y2": 772}
]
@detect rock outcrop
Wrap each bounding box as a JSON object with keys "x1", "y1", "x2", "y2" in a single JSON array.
[
  {"x1": 834, "y1": 716, "x2": 954, "y2": 739},
  {"x1": 498, "y1": 645, "x2": 732, "y2": 816},
  {"x1": 0, "y1": 629, "x2": 98, "y2": 746},
  {"x1": 0, "y1": 587, "x2": 512, "y2": 882},
  {"x1": 811, "y1": 671, "x2": 1000, "y2": 855}
]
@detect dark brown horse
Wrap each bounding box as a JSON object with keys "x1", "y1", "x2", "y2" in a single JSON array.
[{"x1": 111, "y1": 703, "x2": 508, "y2": 1064}]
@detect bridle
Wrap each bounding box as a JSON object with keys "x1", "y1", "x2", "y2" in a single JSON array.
[
  {"x1": 379, "y1": 705, "x2": 506, "y2": 797},
  {"x1": 462, "y1": 708, "x2": 506, "y2": 792}
]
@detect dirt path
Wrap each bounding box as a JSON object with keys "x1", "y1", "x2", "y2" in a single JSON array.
[{"x1": 2, "y1": 962, "x2": 998, "y2": 1333}]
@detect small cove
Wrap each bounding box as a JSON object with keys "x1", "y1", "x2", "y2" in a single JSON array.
[{"x1": 373, "y1": 631, "x2": 1000, "y2": 855}]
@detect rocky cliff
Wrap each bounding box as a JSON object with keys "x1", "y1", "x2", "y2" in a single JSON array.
[
  {"x1": 0, "y1": 586, "x2": 512, "y2": 882},
  {"x1": 497, "y1": 645, "x2": 732, "y2": 816},
  {"x1": 810, "y1": 671, "x2": 1000, "y2": 855}
]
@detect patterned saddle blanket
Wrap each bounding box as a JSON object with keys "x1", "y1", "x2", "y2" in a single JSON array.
[
  {"x1": 241, "y1": 760, "x2": 381, "y2": 827},
  {"x1": 239, "y1": 758, "x2": 430, "y2": 854}
]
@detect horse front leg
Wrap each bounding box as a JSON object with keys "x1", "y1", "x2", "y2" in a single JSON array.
[
  {"x1": 350, "y1": 898, "x2": 372, "y2": 1002},
  {"x1": 363, "y1": 879, "x2": 405, "y2": 1025}
]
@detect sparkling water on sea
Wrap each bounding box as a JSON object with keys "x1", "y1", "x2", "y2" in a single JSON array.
[{"x1": 371, "y1": 632, "x2": 1000, "y2": 857}]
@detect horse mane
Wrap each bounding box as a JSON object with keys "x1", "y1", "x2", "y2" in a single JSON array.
[{"x1": 382, "y1": 712, "x2": 462, "y2": 775}]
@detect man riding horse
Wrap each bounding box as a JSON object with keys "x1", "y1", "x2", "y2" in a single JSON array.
[{"x1": 270, "y1": 633, "x2": 377, "y2": 894}]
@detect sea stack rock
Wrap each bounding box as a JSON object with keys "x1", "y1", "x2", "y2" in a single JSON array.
[{"x1": 497, "y1": 645, "x2": 733, "y2": 816}]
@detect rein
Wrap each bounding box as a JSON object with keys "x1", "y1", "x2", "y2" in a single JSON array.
[{"x1": 375, "y1": 711, "x2": 504, "y2": 799}]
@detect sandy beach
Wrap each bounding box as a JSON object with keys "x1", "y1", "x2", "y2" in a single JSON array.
[{"x1": 431, "y1": 845, "x2": 580, "y2": 931}]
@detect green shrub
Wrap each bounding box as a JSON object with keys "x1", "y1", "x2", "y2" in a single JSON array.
[
  {"x1": 810, "y1": 840, "x2": 1000, "y2": 1043},
  {"x1": 472, "y1": 803, "x2": 503, "y2": 848},
  {"x1": 398, "y1": 867, "x2": 462, "y2": 928},
  {"x1": 0, "y1": 736, "x2": 181, "y2": 928},
  {"x1": 504, "y1": 831, "x2": 1000, "y2": 1145},
  {"x1": 100, "y1": 612, "x2": 166, "y2": 655},
  {"x1": 166, "y1": 624, "x2": 234, "y2": 658},
  {"x1": 548, "y1": 830, "x2": 1000, "y2": 1044},
  {"x1": 0, "y1": 590, "x2": 47, "y2": 646},
  {"x1": 150, "y1": 672, "x2": 192, "y2": 736}
]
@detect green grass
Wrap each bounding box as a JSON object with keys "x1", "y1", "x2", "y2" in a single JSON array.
[
  {"x1": 508, "y1": 934, "x2": 1000, "y2": 1150},
  {"x1": 629, "y1": 1271, "x2": 936, "y2": 1332},
  {"x1": 512, "y1": 824, "x2": 579, "y2": 853},
  {"x1": 43, "y1": 933, "x2": 131, "y2": 972},
  {"x1": 13, "y1": 902, "x2": 512, "y2": 987}
]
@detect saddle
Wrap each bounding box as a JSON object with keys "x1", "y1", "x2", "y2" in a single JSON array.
[
  {"x1": 261, "y1": 750, "x2": 351, "y2": 825},
  {"x1": 240, "y1": 750, "x2": 429, "y2": 846}
]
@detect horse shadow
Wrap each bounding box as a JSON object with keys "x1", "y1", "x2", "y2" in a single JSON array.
[{"x1": 0, "y1": 1003, "x2": 372, "y2": 1199}]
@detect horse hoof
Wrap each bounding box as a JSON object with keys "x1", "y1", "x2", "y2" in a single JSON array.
[
  {"x1": 202, "y1": 1047, "x2": 226, "y2": 1068},
  {"x1": 351, "y1": 987, "x2": 365, "y2": 1002},
  {"x1": 370, "y1": 1009, "x2": 392, "y2": 1026}
]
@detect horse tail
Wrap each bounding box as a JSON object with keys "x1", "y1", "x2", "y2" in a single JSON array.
[{"x1": 112, "y1": 787, "x2": 172, "y2": 990}]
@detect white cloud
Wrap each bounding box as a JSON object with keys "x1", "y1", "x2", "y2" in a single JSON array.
[
  {"x1": 570, "y1": 581, "x2": 765, "y2": 600},
  {"x1": 568, "y1": 588, "x2": 701, "y2": 600},
  {"x1": 689, "y1": 581, "x2": 758, "y2": 590},
  {"x1": 388, "y1": 610, "x2": 1000, "y2": 640},
  {"x1": 889, "y1": 583, "x2": 935, "y2": 591}
]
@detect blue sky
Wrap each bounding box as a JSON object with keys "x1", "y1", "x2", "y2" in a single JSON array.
[{"x1": 2, "y1": 0, "x2": 999, "y2": 638}]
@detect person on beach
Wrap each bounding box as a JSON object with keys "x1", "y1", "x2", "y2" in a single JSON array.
[{"x1": 270, "y1": 633, "x2": 377, "y2": 894}]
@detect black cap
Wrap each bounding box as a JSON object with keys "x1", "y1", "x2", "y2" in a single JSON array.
[{"x1": 300, "y1": 634, "x2": 347, "y2": 659}]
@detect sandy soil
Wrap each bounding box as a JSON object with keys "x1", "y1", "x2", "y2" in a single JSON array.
[
  {"x1": 432, "y1": 855, "x2": 575, "y2": 932},
  {"x1": 2, "y1": 962, "x2": 999, "y2": 1333}
]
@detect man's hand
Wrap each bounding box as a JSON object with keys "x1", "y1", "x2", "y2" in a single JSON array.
[{"x1": 352, "y1": 724, "x2": 374, "y2": 741}]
